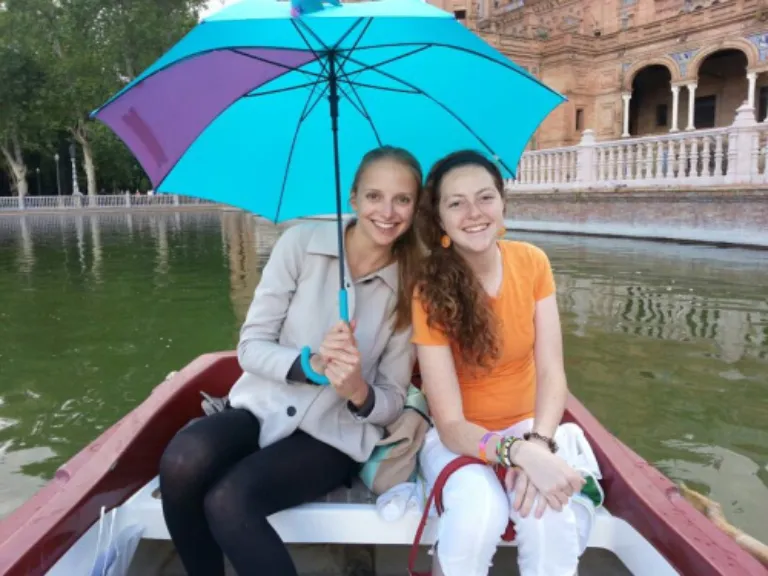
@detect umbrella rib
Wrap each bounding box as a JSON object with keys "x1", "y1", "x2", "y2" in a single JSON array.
[
  {"x1": 228, "y1": 49, "x2": 325, "y2": 77},
  {"x1": 335, "y1": 18, "x2": 373, "y2": 77},
  {"x1": 293, "y1": 18, "x2": 330, "y2": 53},
  {"x1": 244, "y1": 81, "x2": 321, "y2": 98},
  {"x1": 341, "y1": 79, "x2": 419, "y2": 94},
  {"x1": 336, "y1": 45, "x2": 430, "y2": 84},
  {"x1": 290, "y1": 20, "x2": 326, "y2": 66},
  {"x1": 332, "y1": 17, "x2": 367, "y2": 51},
  {"x1": 335, "y1": 83, "x2": 367, "y2": 119},
  {"x1": 300, "y1": 83, "x2": 331, "y2": 122},
  {"x1": 275, "y1": 74, "x2": 329, "y2": 220},
  {"x1": 336, "y1": 83, "x2": 383, "y2": 147},
  {"x1": 339, "y1": 42, "x2": 561, "y2": 99},
  {"x1": 341, "y1": 52, "x2": 516, "y2": 177}
]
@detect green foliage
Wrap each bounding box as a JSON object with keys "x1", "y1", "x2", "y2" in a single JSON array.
[
  {"x1": 0, "y1": 4, "x2": 55, "y2": 153},
  {"x1": 0, "y1": 0, "x2": 207, "y2": 194}
]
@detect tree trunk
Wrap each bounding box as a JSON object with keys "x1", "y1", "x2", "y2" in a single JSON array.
[
  {"x1": 0, "y1": 132, "x2": 29, "y2": 197},
  {"x1": 73, "y1": 122, "x2": 97, "y2": 197},
  {"x1": 82, "y1": 140, "x2": 97, "y2": 197},
  {"x1": 124, "y1": 55, "x2": 135, "y2": 82}
]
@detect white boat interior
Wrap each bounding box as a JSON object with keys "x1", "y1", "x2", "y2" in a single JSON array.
[{"x1": 47, "y1": 474, "x2": 678, "y2": 576}]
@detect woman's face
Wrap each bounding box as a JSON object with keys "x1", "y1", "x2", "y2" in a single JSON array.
[
  {"x1": 350, "y1": 158, "x2": 419, "y2": 248},
  {"x1": 437, "y1": 164, "x2": 505, "y2": 255}
]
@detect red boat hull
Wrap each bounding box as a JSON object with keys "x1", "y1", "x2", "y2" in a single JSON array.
[{"x1": 0, "y1": 352, "x2": 764, "y2": 576}]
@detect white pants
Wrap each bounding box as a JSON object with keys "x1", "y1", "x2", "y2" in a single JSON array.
[{"x1": 419, "y1": 419, "x2": 586, "y2": 576}]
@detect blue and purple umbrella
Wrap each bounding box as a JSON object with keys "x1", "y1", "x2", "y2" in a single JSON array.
[{"x1": 91, "y1": 0, "x2": 564, "y2": 382}]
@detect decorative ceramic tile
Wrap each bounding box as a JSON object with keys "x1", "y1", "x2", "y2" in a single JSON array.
[
  {"x1": 747, "y1": 33, "x2": 768, "y2": 61},
  {"x1": 670, "y1": 50, "x2": 698, "y2": 77}
]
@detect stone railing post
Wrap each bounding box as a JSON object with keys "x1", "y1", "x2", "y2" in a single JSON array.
[
  {"x1": 576, "y1": 129, "x2": 597, "y2": 186},
  {"x1": 726, "y1": 101, "x2": 759, "y2": 185},
  {"x1": 125, "y1": 191, "x2": 131, "y2": 207}
]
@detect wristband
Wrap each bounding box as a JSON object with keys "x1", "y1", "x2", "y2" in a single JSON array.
[{"x1": 478, "y1": 432, "x2": 494, "y2": 462}]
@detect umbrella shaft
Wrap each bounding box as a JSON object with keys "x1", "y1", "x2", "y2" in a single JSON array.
[{"x1": 328, "y1": 51, "x2": 349, "y2": 323}]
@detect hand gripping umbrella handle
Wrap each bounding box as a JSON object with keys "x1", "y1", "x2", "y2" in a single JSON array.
[{"x1": 301, "y1": 288, "x2": 349, "y2": 385}]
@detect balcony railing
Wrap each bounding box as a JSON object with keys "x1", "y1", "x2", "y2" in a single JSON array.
[{"x1": 508, "y1": 102, "x2": 768, "y2": 192}]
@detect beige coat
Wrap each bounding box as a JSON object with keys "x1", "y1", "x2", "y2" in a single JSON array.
[{"x1": 227, "y1": 220, "x2": 415, "y2": 462}]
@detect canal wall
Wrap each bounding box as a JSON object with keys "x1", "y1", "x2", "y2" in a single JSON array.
[
  {"x1": 505, "y1": 189, "x2": 768, "y2": 248},
  {"x1": 4, "y1": 189, "x2": 768, "y2": 248}
]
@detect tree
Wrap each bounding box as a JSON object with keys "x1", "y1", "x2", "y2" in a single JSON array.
[
  {"x1": 0, "y1": 5, "x2": 54, "y2": 197},
  {"x1": 0, "y1": 0, "x2": 207, "y2": 196},
  {"x1": 59, "y1": 0, "x2": 205, "y2": 197}
]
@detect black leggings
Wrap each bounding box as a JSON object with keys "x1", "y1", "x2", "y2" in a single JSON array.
[{"x1": 158, "y1": 408, "x2": 357, "y2": 576}]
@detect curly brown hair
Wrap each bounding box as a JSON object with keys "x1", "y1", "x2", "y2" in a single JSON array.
[
  {"x1": 415, "y1": 150, "x2": 506, "y2": 368},
  {"x1": 351, "y1": 146, "x2": 424, "y2": 333}
]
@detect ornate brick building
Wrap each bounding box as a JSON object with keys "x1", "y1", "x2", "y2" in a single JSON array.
[{"x1": 429, "y1": 0, "x2": 768, "y2": 149}]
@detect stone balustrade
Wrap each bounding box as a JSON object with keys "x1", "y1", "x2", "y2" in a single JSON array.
[
  {"x1": 508, "y1": 101, "x2": 768, "y2": 192},
  {"x1": 0, "y1": 193, "x2": 217, "y2": 212}
]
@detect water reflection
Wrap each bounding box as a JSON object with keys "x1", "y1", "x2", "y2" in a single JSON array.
[
  {"x1": 16, "y1": 217, "x2": 34, "y2": 275},
  {"x1": 91, "y1": 215, "x2": 103, "y2": 284},
  {"x1": 0, "y1": 213, "x2": 766, "y2": 542},
  {"x1": 75, "y1": 214, "x2": 86, "y2": 273},
  {"x1": 558, "y1": 270, "x2": 768, "y2": 363}
]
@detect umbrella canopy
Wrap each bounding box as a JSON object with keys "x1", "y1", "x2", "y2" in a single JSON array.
[{"x1": 91, "y1": 0, "x2": 564, "y2": 222}]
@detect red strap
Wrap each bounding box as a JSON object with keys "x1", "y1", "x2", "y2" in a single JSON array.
[{"x1": 408, "y1": 456, "x2": 516, "y2": 576}]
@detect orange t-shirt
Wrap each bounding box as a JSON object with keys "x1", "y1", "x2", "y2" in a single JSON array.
[{"x1": 411, "y1": 241, "x2": 556, "y2": 431}]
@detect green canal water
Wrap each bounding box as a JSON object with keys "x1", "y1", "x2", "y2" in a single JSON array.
[{"x1": 1, "y1": 210, "x2": 767, "y2": 542}]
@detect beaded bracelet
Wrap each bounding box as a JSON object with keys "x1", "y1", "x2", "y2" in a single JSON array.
[
  {"x1": 496, "y1": 435, "x2": 520, "y2": 468},
  {"x1": 523, "y1": 431, "x2": 558, "y2": 453}
]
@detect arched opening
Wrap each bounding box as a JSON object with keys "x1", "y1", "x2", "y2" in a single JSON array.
[
  {"x1": 629, "y1": 65, "x2": 672, "y2": 136},
  {"x1": 693, "y1": 49, "x2": 749, "y2": 128}
]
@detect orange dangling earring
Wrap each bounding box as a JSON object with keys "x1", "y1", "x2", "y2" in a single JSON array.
[
  {"x1": 440, "y1": 234, "x2": 452, "y2": 248},
  {"x1": 497, "y1": 226, "x2": 506, "y2": 238}
]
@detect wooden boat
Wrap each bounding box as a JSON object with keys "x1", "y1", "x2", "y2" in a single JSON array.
[{"x1": 0, "y1": 351, "x2": 766, "y2": 576}]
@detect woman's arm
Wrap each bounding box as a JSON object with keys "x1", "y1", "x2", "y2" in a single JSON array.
[
  {"x1": 531, "y1": 294, "x2": 569, "y2": 441},
  {"x1": 417, "y1": 344, "x2": 506, "y2": 462},
  {"x1": 321, "y1": 319, "x2": 415, "y2": 427},
  {"x1": 419, "y1": 341, "x2": 583, "y2": 510},
  {"x1": 237, "y1": 225, "x2": 308, "y2": 382},
  {"x1": 354, "y1": 325, "x2": 415, "y2": 427}
]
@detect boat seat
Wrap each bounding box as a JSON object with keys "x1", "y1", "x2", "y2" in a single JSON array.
[{"x1": 118, "y1": 475, "x2": 617, "y2": 548}]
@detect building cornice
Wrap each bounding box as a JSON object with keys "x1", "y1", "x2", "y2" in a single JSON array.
[{"x1": 472, "y1": 3, "x2": 763, "y2": 61}]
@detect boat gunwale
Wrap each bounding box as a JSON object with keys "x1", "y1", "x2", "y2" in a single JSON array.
[{"x1": 0, "y1": 351, "x2": 765, "y2": 576}]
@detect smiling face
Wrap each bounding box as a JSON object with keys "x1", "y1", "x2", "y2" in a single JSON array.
[
  {"x1": 437, "y1": 164, "x2": 505, "y2": 256},
  {"x1": 350, "y1": 157, "x2": 420, "y2": 249}
]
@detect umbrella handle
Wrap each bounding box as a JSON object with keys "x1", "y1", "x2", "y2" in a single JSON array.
[
  {"x1": 300, "y1": 289, "x2": 350, "y2": 385},
  {"x1": 300, "y1": 347, "x2": 329, "y2": 385}
]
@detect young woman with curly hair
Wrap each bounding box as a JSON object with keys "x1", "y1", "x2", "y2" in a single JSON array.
[{"x1": 412, "y1": 150, "x2": 587, "y2": 576}]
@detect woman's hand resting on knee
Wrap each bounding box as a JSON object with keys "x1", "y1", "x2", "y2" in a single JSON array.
[
  {"x1": 511, "y1": 441, "x2": 584, "y2": 514},
  {"x1": 505, "y1": 468, "x2": 547, "y2": 519}
]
